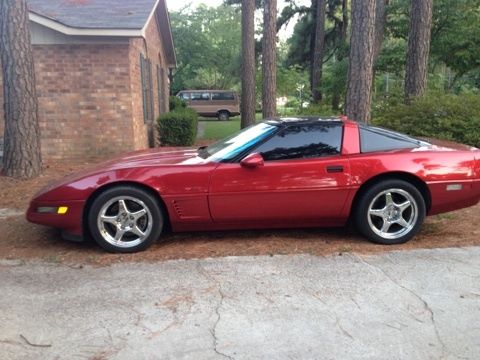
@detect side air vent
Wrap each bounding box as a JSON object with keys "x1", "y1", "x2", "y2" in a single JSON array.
[{"x1": 172, "y1": 200, "x2": 183, "y2": 217}]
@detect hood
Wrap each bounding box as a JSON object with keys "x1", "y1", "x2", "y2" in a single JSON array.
[
  {"x1": 33, "y1": 148, "x2": 208, "y2": 199},
  {"x1": 99, "y1": 148, "x2": 205, "y2": 168}
]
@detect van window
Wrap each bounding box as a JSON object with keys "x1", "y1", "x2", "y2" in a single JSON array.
[
  {"x1": 178, "y1": 92, "x2": 190, "y2": 101},
  {"x1": 212, "y1": 92, "x2": 235, "y2": 101},
  {"x1": 191, "y1": 92, "x2": 210, "y2": 101}
]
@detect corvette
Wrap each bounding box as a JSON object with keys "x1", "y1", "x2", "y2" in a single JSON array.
[{"x1": 27, "y1": 116, "x2": 480, "y2": 253}]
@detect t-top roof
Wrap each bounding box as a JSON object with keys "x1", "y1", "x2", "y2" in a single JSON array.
[
  {"x1": 266, "y1": 116, "x2": 343, "y2": 126},
  {"x1": 28, "y1": 0, "x2": 157, "y2": 30}
]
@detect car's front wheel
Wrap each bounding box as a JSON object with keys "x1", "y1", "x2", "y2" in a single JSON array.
[
  {"x1": 88, "y1": 186, "x2": 163, "y2": 253},
  {"x1": 354, "y1": 180, "x2": 426, "y2": 245}
]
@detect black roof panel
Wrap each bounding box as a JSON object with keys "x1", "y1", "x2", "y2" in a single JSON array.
[{"x1": 265, "y1": 116, "x2": 342, "y2": 126}]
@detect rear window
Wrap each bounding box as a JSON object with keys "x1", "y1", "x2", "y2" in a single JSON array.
[
  {"x1": 212, "y1": 92, "x2": 235, "y2": 101},
  {"x1": 360, "y1": 125, "x2": 426, "y2": 153}
]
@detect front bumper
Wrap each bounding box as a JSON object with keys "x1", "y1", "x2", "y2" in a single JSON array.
[{"x1": 27, "y1": 199, "x2": 86, "y2": 237}]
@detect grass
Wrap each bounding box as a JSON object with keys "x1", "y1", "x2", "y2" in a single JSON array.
[
  {"x1": 202, "y1": 118, "x2": 241, "y2": 140},
  {"x1": 200, "y1": 113, "x2": 263, "y2": 140}
]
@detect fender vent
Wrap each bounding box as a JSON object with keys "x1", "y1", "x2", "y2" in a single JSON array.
[{"x1": 172, "y1": 200, "x2": 183, "y2": 217}]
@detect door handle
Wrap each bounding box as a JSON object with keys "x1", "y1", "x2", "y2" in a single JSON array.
[{"x1": 326, "y1": 165, "x2": 344, "y2": 173}]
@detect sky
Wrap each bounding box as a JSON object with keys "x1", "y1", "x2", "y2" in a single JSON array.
[{"x1": 165, "y1": 0, "x2": 308, "y2": 41}]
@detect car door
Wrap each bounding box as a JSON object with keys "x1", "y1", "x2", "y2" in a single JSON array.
[{"x1": 208, "y1": 122, "x2": 352, "y2": 223}]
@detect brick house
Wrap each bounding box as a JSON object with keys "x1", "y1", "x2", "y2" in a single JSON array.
[{"x1": 0, "y1": 0, "x2": 176, "y2": 160}]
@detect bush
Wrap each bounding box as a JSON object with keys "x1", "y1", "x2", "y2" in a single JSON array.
[
  {"x1": 157, "y1": 108, "x2": 198, "y2": 146},
  {"x1": 297, "y1": 103, "x2": 342, "y2": 117},
  {"x1": 373, "y1": 94, "x2": 480, "y2": 147},
  {"x1": 169, "y1": 96, "x2": 186, "y2": 111}
]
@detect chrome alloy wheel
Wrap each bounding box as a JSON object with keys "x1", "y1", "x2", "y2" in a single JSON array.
[
  {"x1": 97, "y1": 196, "x2": 153, "y2": 248},
  {"x1": 367, "y1": 188, "x2": 418, "y2": 240}
]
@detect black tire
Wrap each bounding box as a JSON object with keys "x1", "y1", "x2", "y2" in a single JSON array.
[
  {"x1": 218, "y1": 111, "x2": 230, "y2": 121},
  {"x1": 354, "y1": 179, "x2": 426, "y2": 245},
  {"x1": 88, "y1": 186, "x2": 164, "y2": 253}
]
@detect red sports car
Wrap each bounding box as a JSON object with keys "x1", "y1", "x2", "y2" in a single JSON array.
[{"x1": 27, "y1": 117, "x2": 480, "y2": 253}]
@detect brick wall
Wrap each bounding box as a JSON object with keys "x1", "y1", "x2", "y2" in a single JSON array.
[
  {"x1": 33, "y1": 44, "x2": 134, "y2": 160},
  {"x1": 129, "y1": 10, "x2": 170, "y2": 149},
  {"x1": 0, "y1": 12, "x2": 172, "y2": 160}
]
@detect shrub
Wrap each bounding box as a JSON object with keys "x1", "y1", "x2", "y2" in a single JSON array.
[
  {"x1": 297, "y1": 103, "x2": 342, "y2": 117},
  {"x1": 373, "y1": 94, "x2": 480, "y2": 147},
  {"x1": 169, "y1": 96, "x2": 186, "y2": 111},
  {"x1": 157, "y1": 108, "x2": 198, "y2": 146}
]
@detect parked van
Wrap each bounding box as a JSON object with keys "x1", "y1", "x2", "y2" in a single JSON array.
[{"x1": 177, "y1": 90, "x2": 240, "y2": 121}]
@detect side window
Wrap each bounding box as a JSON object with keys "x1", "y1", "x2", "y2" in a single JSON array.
[
  {"x1": 360, "y1": 126, "x2": 420, "y2": 153},
  {"x1": 253, "y1": 123, "x2": 342, "y2": 161},
  {"x1": 191, "y1": 92, "x2": 210, "y2": 101},
  {"x1": 178, "y1": 92, "x2": 190, "y2": 101},
  {"x1": 212, "y1": 92, "x2": 235, "y2": 101}
]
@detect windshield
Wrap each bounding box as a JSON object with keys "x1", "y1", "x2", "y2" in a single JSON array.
[{"x1": 199, "y1": 122, "x2": 278, "y2": 162}]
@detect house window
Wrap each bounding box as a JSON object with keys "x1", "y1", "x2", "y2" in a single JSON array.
[
  {"x1": 156, "y1": 65, "x2": 162, "y2": 113},
  {"x1": 140, "y1": 54, "x2": 154, "y2": 123}
]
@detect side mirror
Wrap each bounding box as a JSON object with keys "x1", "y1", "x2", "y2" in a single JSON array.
[{"x1": 240, "y1": 153, "x2": 264, "y2": 168}]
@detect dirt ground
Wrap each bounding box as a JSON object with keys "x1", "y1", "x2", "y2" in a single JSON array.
[{"x1": 1, "y1": 155, "x2": 479, "y2": 266}]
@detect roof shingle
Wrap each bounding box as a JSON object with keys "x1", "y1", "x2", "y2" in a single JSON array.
[{"x1": 28, "y1": 0, "x2": 157, "y2": 29}]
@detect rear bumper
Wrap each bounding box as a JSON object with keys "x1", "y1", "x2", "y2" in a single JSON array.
[
  {"x1": 26, "y1": 199, "x2": 85, "y2": 237},
  {"x1": 428, "y1": 179, "x2": 480, "y2": 215}
]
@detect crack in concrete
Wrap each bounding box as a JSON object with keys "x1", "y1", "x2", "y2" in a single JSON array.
[
  {"x1": 210, "y1": 285, "x2": 234, "y2": 360},
  {"x1": 334, "y1": 315, "x2": 354, "y2": 340},
  {"x1": 197, "y1": 263, "x2": 234, "y2": 360},
  {"x1": 351, "y1": 254, "x2": 453, "y2": 359}
]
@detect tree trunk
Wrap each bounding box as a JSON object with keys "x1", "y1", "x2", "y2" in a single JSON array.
[
  {"x1": 241, "y1": 0, "x2": 256, "y2": 128},
  {"x1": 0, "y1": 0, "x2": 42, "y2": 178},
  {"x1": 331, "y1": 0, "x2": 348, "y2": 111},
  {"x1": 404, "y1": 0, "x2": 433, "y2": 103},
  {"x1": 311, "y1": 0, "x2": 326, "y2": 103},
  {"x1": 372, "y1": 0, "x2": 388, "y2": 102},
  {"x1": 373, "y1": 0, "x2": 387, "y2": 64},
  {"x1": 262, "y1": 0, "x2": 277, "y2": 118},
  {"x1": 341, "y1": 0, "x2": 348, "y2": 40},
  {"x1": 345, "y1": 0, "x2": 376, "y2": 123}
]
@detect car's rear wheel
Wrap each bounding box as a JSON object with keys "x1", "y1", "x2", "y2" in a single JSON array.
[
  {"x1": 88, "y1": 186, "x2": 163, "y2": 253},
  {"x1": 354, "y1": 180, "x2": 426, "y2": 245},
  {"x1": 218, "y1": 111, "x2": 230, "y2": 121}
]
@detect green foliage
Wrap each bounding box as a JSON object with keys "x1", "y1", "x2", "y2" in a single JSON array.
[
  {"x1": 285, "y1": 13, "x2": 313, "y2": 69},
  {"x1": 321, "y1": 56, "x2": 348, "y2": 106},
  {"x1": 430, "y1": 0, "x2": 480, "y2": 82},
  {"x1": 277, "y1": 65, "x2": 310, "y2": 98},
  {"x1": 169, "y1": 96, "x2": 186, "y2": 111},
  {"x1": 384, "y1": 0, "x2": 480, "y2": 89},
  {"x1": 170, "y1": 5, "x2": 241, "y2": 93},
  {"x1": 373, "y1": 94, "x2": 480, "y2": 147},
  {"x1": 297, "y1": 103, "x2": 342, "y2": 117},
  {"x1": 374, "y1": 38, "x2": 406, "y2": 75},
  {"x1": 157, "y1": 108, "x2": 198, "y2": 146}
]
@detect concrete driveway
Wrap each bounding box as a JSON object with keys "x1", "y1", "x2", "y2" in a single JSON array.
[{"x1": 1, "y1": 247, "x2": 479, "y2": 360}]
